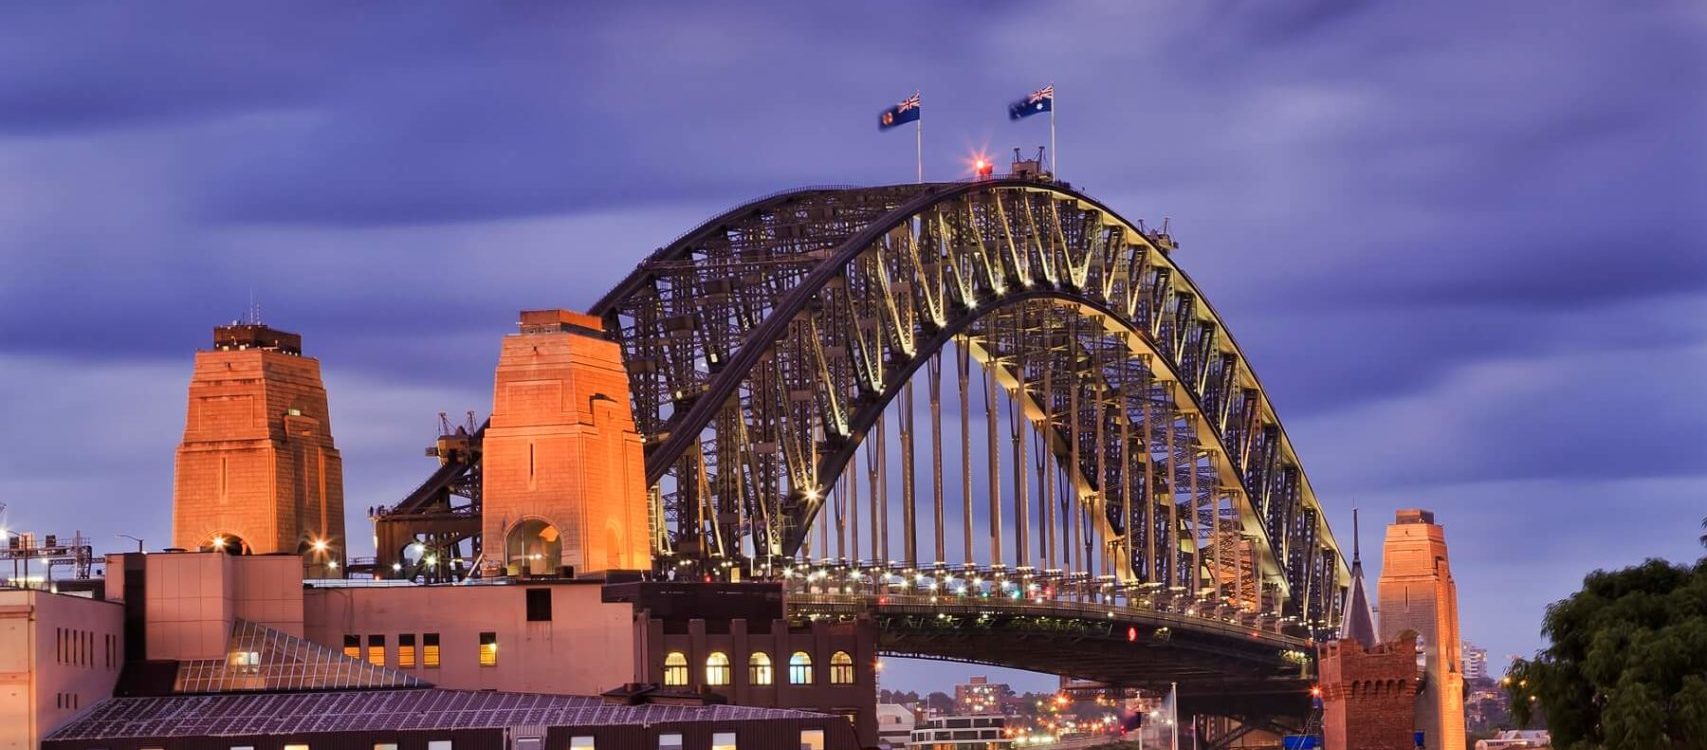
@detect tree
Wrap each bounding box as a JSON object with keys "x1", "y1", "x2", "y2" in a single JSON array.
[
  {"x1": 925, "y1": 691, "x2": 954, "y2": 715},
  {"x1": 1699, "y1": 515, "x2": 1706, "y2": 549},
  {"x1": 1507, "y1": 558, "x2": 1707, "y2": 749}
]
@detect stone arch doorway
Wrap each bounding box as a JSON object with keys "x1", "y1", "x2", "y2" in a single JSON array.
[{"x1": 506, "y1": 518, "x2": 562, "y2": 576}]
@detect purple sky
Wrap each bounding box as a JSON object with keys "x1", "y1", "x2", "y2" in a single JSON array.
[{"x1": 1, "y1": 2, "x2": 1703, "y2": 694}]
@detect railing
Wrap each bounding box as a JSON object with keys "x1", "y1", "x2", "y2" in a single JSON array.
[
  {"x1": 788, "y1": 590, "x2": 1305, "y2": 649},
  {"x1": 767, "y1": 560, "x2": 1312, "y2": 649}
]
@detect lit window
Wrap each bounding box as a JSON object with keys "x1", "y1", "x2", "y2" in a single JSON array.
[
  {"x1": 479, "y1": 632, "x2": 498, "y2": 667},
  {"x1": 367, "y1": 635, "x2": 386, "y2": 666},
  {"x1": 749, "y1": 651, "x2": 774, "y2": 685},
  {"x1": 800, "y1": 730, "x2": 825, "y2": 750},
  {"x1": 398, "y1": 634, "x2": 416, "y2": 668},
  {"x1": 658, "y1": 734, "x2": 683, "y2": 750},
  {"x1": 830, "y1": 650, "x2": 855, "y2": 685},
  {"x1": 789, "y1": 651, "x2": 814, "y2": 685},
  {"x1": 705, "y1": 651, "x2": 732, "y2": 686},
  {"x1": 428, "y1": 742, "x2": 453, "y2": 750},
  {"x1": 712, "y1": 732, "x2": 737, "y2": 750},
  {"x1": 663, "y1": 651, "x2": 689, "y2": 686},
  {"x1": 228, "y1": 650, "x2": 261, "y2": 668},
  {"x1": 373, "y1": 745, "x2": 398, "y2": 750},
  {"x1": 570, "y1": 737, "x2": 595, "y2": 750},
  {"x1": 232, "y1": 746, "x2": 256, "y2": 750},
  {"x1": 343, "y1": 635, "x2": 360, "y2": 659},
  {"x1": 285, "y1": 745, "x2": 310, "y2": 750},
  {"x1": 423, "y1": 633, "x2": 440, "y2": 668}
]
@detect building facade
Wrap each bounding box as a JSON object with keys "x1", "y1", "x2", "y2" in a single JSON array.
[
  {"x1": 906, "y1": 715, "x2": 1009, "y2": 750},
  {"x1": 952, "y1": 677, "x2": 1008, "y2": 716},
  {"x1": 0, "y1": 588, "x2": 125, "y2": 750},
  {"x1": 875, "y1": 704, "x2": 916, "y2": 749},
  {"x1": 1461, "y1": 642, "x2": 1488, "y2": 682},
  {"x1": 616, "y1": 583, "x2": 878, "y2": 748}
]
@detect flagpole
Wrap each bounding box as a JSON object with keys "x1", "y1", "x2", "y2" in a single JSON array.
[
  {"x1": 1050, "y1": 85, "x2": 1057, "y2": 177},
  {"x1": 1170, "y1": 682, "x2": 1179, "y2": 750},
  {"x1": 916, "y1": 115, "x2": 923, "y2": 184}
]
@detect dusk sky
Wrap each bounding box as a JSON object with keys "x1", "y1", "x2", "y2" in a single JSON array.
[{"x1": 2, "y1": 2, "x2": 1703, "y2": 694}]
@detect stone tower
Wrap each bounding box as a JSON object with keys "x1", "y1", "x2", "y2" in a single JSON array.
[
  {"x1": 1318, "y1": 632, "x2": 1422, "y2": 750},
  {"x1": 1377, "y1": 509, "x2": 1465, "y2": 750},
  {"x1": 172, "y1": 323, "x2": 344, "y2": 576},
  {"x1": 481, "y1": 309, "x2": 651, "y2": 578}
]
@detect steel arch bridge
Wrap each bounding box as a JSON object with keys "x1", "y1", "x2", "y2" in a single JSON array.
[{"x1": 589, "y1": 178, "x2": 1348, "y2": 630}]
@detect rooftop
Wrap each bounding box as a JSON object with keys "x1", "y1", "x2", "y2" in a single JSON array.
[{"x1": 47, "y1": 689, "x2": 838, "y2": 741}]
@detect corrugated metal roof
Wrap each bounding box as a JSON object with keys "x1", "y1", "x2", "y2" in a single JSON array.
[{"x1": 46, "y1": 689, "x2": 835, "y2": 740}]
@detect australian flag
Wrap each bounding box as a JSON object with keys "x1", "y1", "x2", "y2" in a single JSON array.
[
  {"x1": 878, "y1": 92, "x2": 921, "y2": 130},
  {"x1": 1008, "y1": 84, "x2": 1054, "y2": 120}
]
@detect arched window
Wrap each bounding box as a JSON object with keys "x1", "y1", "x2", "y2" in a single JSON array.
[
  {"x1": 788, "y1": 651, "x2": 814, "y2": 685},
  {"x1": 663, "y1": 651, "x2": 689, "y2": 686},
  {"x1": 748, "y1": 652, "x2": 773, "y2": 686},
  {"x1": 705, "y1": 652, "x2": 732, "y2": 686},
  {"x1": 829, "y1": 651, "x2": 855, "y2": 685}
]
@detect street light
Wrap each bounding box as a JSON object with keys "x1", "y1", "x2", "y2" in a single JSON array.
[{"x1": 117, "y1": 534, "x2": 144, "y2": 553}]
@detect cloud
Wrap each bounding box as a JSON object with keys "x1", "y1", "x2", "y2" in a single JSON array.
[{"x1": 0, "y1": 0, "x2": 1702, "y2": 692}]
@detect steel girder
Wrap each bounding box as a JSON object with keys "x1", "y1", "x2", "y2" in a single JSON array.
[{"x1": 593, "y1": 179, "x2": 1347, "y2": 627}]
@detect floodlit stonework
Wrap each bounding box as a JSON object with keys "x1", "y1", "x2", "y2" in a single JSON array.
[
  {"x1": 1378, "y1": 509, "x2": 1466, "y2": 750},
  {"x1": 170, "y1": 324, "x2": 344, "y2": 576},
  {"x1": 482, "y1": 310, "x2": 652, "y2": 577}
]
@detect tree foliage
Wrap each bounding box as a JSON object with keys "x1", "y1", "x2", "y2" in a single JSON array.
[{"x1": 1507, "y1": 557, "x2": 1707, "y2": 749}]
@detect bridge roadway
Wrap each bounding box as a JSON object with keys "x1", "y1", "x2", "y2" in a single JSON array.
[{"x1": 771, "y1": 561, "x2": 1318, "y2": 717}]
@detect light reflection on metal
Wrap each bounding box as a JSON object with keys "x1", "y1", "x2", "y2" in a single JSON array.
[{"x1": 592, "y1": 179, "x2": 1348, "y2": 630}]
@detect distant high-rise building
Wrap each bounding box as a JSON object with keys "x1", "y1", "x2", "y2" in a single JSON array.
[
  {"x1": 1377, "y1": 509, "x2": 1466, "y2": 750},
  {"x1": 1462, "y1": 642, "x2": 1488, "y2": 682},
  {"x1": 953, "y1": 676, "x2": 1009, "y2": 715},
  {"x1": 171, "y1": 322, "x2": 344, "y2": 576}
]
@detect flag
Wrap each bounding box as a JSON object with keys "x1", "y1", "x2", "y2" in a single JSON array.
[
  {"x1": 878, "y1": 92, "x2": 921, "y2": 130},
  {"x1": 1008, "y1": 83, "x2": 1054, "y2": 120}
]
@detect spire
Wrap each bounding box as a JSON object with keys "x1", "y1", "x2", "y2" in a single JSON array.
[
  {"x1": 1339, "y1": 507, "x2": 1379, "y2": 648},
  {"x1": 1353, "y1": 507, "x2": 1362, "y2": 565}
]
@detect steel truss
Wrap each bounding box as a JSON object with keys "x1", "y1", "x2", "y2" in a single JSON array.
[{"x1": 593, "y1": 179, "x2": 1347, "y2": 629}]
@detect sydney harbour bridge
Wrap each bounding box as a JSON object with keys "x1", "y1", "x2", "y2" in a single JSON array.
[{"x1": 376, "y1": 173, "x2": 1349, "y2": 735}]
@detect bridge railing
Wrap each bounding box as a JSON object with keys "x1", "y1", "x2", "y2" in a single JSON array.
[{"x1": 786, "y1": 590, "x2": 1306, "y2": 649}]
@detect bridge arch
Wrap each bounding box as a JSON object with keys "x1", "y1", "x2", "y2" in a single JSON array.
[{"x1": 595, "y1": 178, "x2": 1346, "y2": 625}]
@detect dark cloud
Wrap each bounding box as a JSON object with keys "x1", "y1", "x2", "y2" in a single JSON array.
[{"x1": 0, "y1": 0, "x2": 1703, "y2": 693}]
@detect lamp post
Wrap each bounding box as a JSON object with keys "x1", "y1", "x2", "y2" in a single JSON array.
[{"x1": 117, "y1": 534, "x2": 144, "y2": 553}]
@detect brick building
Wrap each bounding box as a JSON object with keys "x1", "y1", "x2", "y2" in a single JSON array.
[
  {"x1": 1317, "y1": 633, "x2": 1421, "y2": 750},
  {"x1": 612, "y1": 583, "x2": 878, "y2": 747}
]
